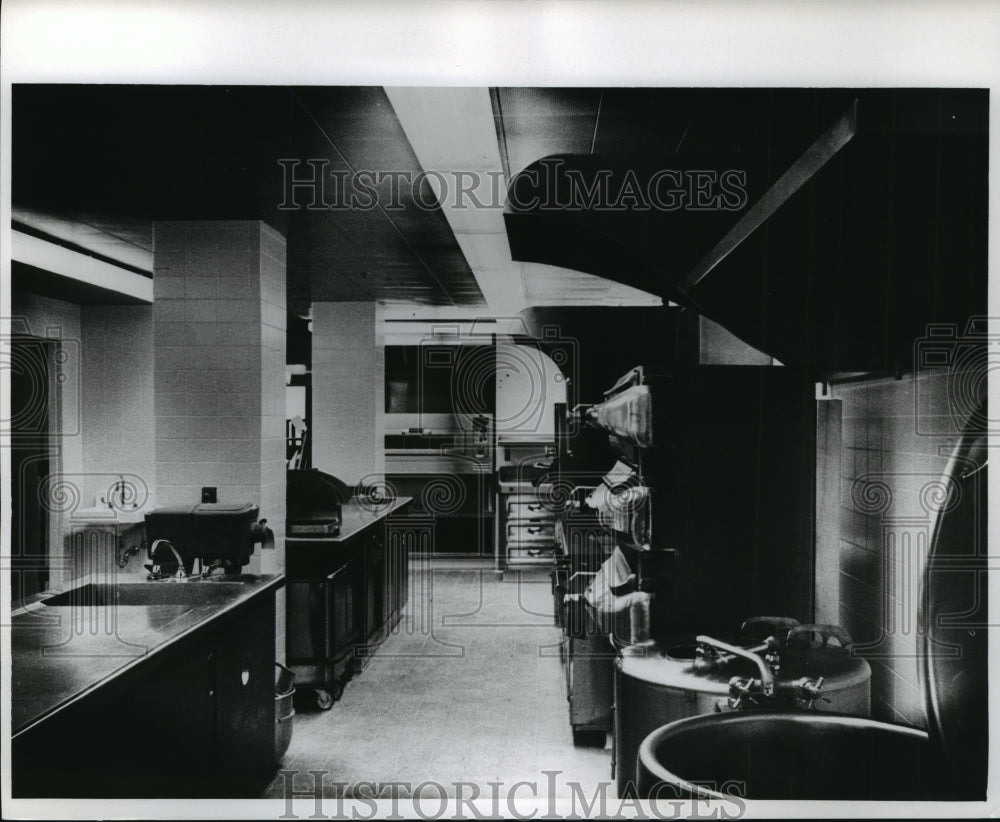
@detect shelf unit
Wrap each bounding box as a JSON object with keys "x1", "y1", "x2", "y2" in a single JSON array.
[{"x1": 495, "y1": 437, "x2": 556, "y2": 573}]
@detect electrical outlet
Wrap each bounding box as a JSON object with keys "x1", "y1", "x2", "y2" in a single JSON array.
[{"x1": 201, "y1": 486, "x2": 218, "y2": 503}]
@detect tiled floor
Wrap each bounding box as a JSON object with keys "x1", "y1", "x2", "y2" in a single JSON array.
[{"x1": 264, "y1": 558, "x2": 612, "y2": 800}]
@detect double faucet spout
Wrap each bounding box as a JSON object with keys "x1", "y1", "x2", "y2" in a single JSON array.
[
  {"x1": 148, "y1": 539, "x2": 188, "y2": 580},
  {"x1": 696, "y1": 634, "x2": 777, "y2": 697},
  {"x1": 696, "y1": 633, "x2": 828, "y2": 709}
]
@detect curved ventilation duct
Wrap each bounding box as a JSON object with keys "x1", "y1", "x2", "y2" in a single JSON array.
[{"x1": 504, "y1": 92, "x2": 987, "y2": 378}]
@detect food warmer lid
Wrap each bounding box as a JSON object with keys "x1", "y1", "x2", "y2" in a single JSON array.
[
  {"x1": 146, "y1": 502, "x2": 258, "y2": 517},
  {"x1": 918, "y1": 400, "x2": 988, "y2": 792}
]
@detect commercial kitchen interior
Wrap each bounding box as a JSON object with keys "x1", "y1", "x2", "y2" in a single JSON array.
[{"x1": 5, "y1": 85, "x2": 990, "y2": 805}]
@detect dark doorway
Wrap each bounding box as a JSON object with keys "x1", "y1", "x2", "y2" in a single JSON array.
[{"x1": 10, "y1": 335, "x2": 55, "y2": 606}]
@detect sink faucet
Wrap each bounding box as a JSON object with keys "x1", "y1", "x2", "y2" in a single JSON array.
[
  {"x1": 147, "y1": 539, "x2": 188, "y2": 580},
  {"x1": 696, "y1": 634, "x2": 777, "y2": 697}
]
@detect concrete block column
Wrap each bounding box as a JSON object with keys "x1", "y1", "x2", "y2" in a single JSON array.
[
  {"x1": 152, "y1": 221, "x2": 287, "y2": 656},
  {"x1": 311, "y1": 301, "x2": 385, "y2": 486}
]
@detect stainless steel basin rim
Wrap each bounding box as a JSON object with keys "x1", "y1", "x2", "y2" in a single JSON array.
[{"x1": 636, "y1": 710, "x2": 929, "y2": 800}]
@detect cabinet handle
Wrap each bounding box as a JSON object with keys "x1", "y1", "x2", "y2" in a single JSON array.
[
  {"x1": 527, "y1": 504, "x2": 541, "y2": 511},
  {"x1": 241, "y1": 654, "x2": 251, "y2": 687},
  {"x1": 207, "y1": 652, "x2": 216, "y2": 700}
]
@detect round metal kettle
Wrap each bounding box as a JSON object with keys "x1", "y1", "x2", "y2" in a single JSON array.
[
  {"x1": 614, "y1": 617, "x2": 872, "y2": 797},
  {"x1": 637, "y1": 403, "x2": 988, "y2": 800}
]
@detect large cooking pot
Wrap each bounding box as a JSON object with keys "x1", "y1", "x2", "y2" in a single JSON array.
[
  {"x1": 615, "y1": 620, "x2": 871, "y2": 796},
  {"x1": 637, "y1": 403, "x2": 988, "y2": 801},
  {"x1": 638, "y1": 711, "x2": 931, "y2": 800}
]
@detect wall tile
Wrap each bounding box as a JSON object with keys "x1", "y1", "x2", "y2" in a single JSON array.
[
  {"x1": 153, "y1": 220, "x2": 285, "y2": 653},
  {"x1": 830, "y1": 369, "x2": 975, "y2": 728},
  {"x1": 153, "y1": 299, "x2": 186, "y2": 323},
  {"x1": 154, "y1": 322, "x2": 190, "y2": 346},
  {"x1": 154, "y1": 392, "x2": 189, "y2": 417},
  {"x1": 154, "y1": 277, "x2": 186, "y2": 299}
]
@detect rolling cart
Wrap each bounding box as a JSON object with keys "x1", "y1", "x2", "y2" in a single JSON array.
[
  {"x1": 285, "y1": 470, "x2": 412, "y2": 710},
  {"x1": 286, "y1": 543, "x2": 363, "y2": 710}
]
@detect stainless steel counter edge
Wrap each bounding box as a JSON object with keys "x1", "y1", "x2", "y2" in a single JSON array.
[
  {"x1": 11, "y1": 573, "x2": 285, "y2": 738},
  {"x1": 286, "y1": 497, "x2": 413, "y2": 544}
]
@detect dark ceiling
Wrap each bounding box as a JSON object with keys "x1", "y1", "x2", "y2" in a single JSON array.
[
  {"x1": 500, "y1": 88, "x2": 989, "y2": 374},
  {"x1": 11, "y1": 85, "x2": 853, "y2": 317},
  {"x1": 12, "y1": 85, "x2": 988, "y2": 353},
  {"x1": 11, "y1": 85, "x2": 487, "y2": 315},
  {"x1": 495, "y1": 87, "x2": 811, "y2": 179}
]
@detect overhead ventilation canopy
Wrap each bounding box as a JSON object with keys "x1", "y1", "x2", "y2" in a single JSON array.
[{"x1": 504, "y1": 89, "x2": 987, "y2": 378}]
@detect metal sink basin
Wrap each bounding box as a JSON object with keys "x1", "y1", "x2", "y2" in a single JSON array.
[
  {"x1": 41, "y1": 581, "x2": 246, "y2": 607},
  {"x1": 637, "y1": 711, "x2": 932, "y2": 801}
]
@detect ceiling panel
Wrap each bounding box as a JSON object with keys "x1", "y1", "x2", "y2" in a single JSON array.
[{"x1": 12, "y1": 84, "x2": 487, "y2": 316}]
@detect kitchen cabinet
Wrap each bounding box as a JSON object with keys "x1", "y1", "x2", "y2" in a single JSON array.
[
  {"x1": 285, "y1": 498, "x2": 411, "y2": 708},
  {"x1": 12, "y1": 584, "x2": 277, "y2": 798},
  {"x1": 329, "y1": 558, "x2": 363, "y2": 657},
  {"x1": 214, "y1": 593, "x2": 276, "y2": 794},
  {"x1": 363, "y1": 530, "x2": 387, "y2": 646}
]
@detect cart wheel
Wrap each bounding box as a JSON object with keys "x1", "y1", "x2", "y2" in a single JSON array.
[
  {"x1": 331, "y1": 680, "x2": 345, "y2": 701},
  {"x1": 315, "y1": 689, "x2": 335, "y2": 711}
]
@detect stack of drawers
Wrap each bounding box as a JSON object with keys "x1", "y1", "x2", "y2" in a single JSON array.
[
  {"x1": 496, "y1": 462, "x2": 556, "y2": 570},
  {"x1": 503, "y1": 491, "x2": 556, "y2": 564}
]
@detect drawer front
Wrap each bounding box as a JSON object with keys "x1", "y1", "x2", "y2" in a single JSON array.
[
  {"x1": 506, "y1": 497, "x2": 552, "y2": 519},
  {"x1": 506, "y1": 521, "x2": 555, "y2": 545}
]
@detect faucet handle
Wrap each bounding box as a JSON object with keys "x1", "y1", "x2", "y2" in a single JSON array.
[
  {"x1": 695, "y1": 642, "x2": 719, "y2": 663},
  {"x1": 727, "y1": 676, "x2": 756, "y2": 710},
  {"x1": 796, "y1": 676, "x2": 830, "y2": 709}
]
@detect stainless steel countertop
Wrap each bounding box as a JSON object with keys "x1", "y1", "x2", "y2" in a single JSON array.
[
  {"x1": 286, "y1": 497, "x2": 412, "y2": 544},
  {"x1": 11, "y1": 573, "x2": 284, "y2": 737}
]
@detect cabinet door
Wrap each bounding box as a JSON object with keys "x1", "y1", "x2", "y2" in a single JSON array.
[
  {"x1": 214, "y1": 594, "x2": 275, "y2": 795},
  {"x1": 364, "y1": 532, "x2": 387, "y2": 639},
  {"x1": 390, "y1": 526, "x2": 409, "y2": 619},
  {"x1": 12, "y1": 629, "x2": 218, "y2": 798},
  {"x1": 385, "y1": 532, "x2": 400, "y2": 625},
  {"x1": 396, "y1": 537, "x2": 410, "y2": 613},
  {"x1": 287, "y1": 579, "x2": 329, "y2": 662},
  {"x1": 135, "y1": 631, "x2": 218, "y2": 797},
  {"x1": 328, "y1": 557, "x2": 362, "y2": 655}
]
